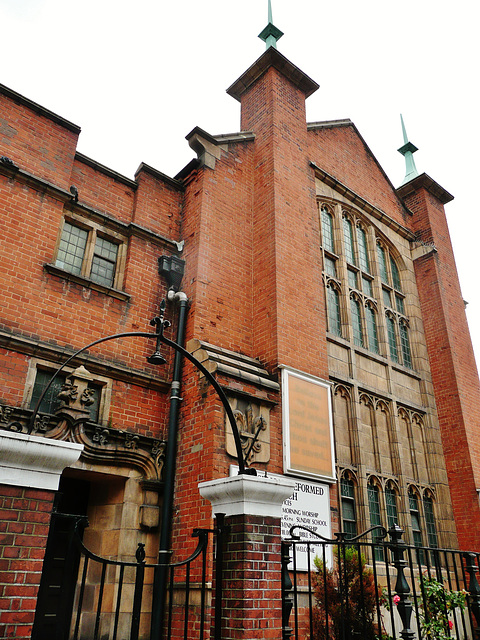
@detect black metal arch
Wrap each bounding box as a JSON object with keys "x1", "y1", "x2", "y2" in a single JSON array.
[{"x1": 27, "y1": 326, "x2": 253, "y2": 475}]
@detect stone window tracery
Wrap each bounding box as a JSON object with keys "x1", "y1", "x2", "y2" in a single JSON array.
[{"x1": 318, "y1": 201, "x2": 413, "y2": 366}]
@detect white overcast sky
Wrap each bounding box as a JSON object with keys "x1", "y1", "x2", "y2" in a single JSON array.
[{"x1": 1, "y1": 0, "x2": 479, "y2": 368}]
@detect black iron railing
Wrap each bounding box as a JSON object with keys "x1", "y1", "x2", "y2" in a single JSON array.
[
  {"x1": 282, "y1": 525, "x2": 480, "y2": 640},
  {"x1": 70, "y1": 520, "x2": 212, "y2": 640}
]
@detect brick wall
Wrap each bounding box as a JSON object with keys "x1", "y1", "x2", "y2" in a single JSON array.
[
  {"x1": 0, "y1": 484, "x2": 55, "y2": 639},
  {"x1": 405, "y1": 185, "x2": 480, "y2": 550}
]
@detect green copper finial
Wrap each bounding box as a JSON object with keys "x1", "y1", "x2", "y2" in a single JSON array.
[
  {"x1": 398, "y1": 114, "x2": 419, "y2": 185},
  {"x1": 258, "y1": 0, "x2": 284, "y2": 49}
]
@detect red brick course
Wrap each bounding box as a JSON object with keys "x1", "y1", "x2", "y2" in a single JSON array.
[{"x1": 214, "y1": 514, "x2": 284, "y2": 640}]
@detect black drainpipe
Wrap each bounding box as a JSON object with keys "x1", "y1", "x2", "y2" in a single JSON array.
[{"x1": 151, "y1": 259, "x2": 188, "y2": 639}]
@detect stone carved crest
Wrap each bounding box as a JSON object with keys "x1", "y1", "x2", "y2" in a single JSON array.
[{"x1": 225, "y1": 396, "x2": 270, "y2": 464}]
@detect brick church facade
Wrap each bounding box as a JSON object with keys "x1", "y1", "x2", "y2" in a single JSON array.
[{"x1": 1, "y1": 40, "x2": 480, "y2": 639}]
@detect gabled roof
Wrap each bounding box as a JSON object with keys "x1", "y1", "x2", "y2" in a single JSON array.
[{"x1": 307, "y1": 119, "x2": 413, "y2": 224}]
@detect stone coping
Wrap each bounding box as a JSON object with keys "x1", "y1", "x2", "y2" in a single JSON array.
[
  {"x1": 0, "y1": 431, "x2": 83, "y2": 491},
  {"x1": 198, "y1": 474, "x2": 295, "y2": 518}
]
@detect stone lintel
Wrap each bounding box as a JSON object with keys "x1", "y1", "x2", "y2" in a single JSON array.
[
  {"x1": 198, "y1": 474, "x2": 295, "y2": 518},
  {"x1": 0, "y1": 431, "x2": 83, "y2": 491}
]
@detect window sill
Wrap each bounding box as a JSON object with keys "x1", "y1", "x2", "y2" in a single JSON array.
[
  {"x1": 44, "y1": 264, "x2": 131, "y2": 301},
  {"x1": 326, "y1": 333, "x2": 420, "y2": 379}
]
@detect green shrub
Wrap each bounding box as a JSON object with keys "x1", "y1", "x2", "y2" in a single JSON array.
[{"x1": 312, "y1": 547, "x2": 381, "y2": 640}]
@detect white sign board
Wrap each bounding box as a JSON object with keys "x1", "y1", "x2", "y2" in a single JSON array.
[{"x1": 282, "y1": 478, "x2": 332, "y2": 571}]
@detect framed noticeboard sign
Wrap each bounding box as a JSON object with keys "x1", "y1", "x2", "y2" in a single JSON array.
[{"x1": 282, "y1": 366, "x2": 335, "y2": 482}]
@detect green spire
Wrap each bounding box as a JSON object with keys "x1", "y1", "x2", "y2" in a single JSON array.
[
  {"x1": 258, "y1": 0, "x2": 284, "y2": 49},
  {"x1": 398, "y1": 114, "x2": 419, "y2": 185}
]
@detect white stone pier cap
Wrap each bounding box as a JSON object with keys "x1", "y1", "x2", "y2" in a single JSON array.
[
  {"x1": 0, "y1": 431, "x2": 83, "y2": 491},
  {"x1": 199, "y1": 473, "x2": 295, "y2": 518}
]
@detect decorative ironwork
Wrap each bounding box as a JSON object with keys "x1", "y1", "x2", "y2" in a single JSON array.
[
  {"x1": 68, "y1": 517, "x2": 212, "y2": 640},
  {"x1": 283, "y1": 525, "x2": 478, "y2": 640}
]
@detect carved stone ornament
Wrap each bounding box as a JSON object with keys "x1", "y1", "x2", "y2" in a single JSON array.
[
  {"x1": 225, "y1": 396, "x2": 270, "y2": 464},
  {"x1": 55, "y1": 365, "x2": 95, "y2": 422},
  {"x1": 0, "y1": 363, "x2": 167, "y2": 482}
]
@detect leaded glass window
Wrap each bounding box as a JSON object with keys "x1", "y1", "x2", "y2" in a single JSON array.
[
  {"x1": 343, "y1": 216, "x2": 356, "y2": 265},
  {"x1": 321, "y1": 206, "x2": 335, "y2": 252},
  {"x1": 383, "y1": 288, "x2": 392, "y2": 308},
  {"x1": 366, "y1": 305, "x2": 379, "y2": 354},
  {"x1": 91, "y1": 236, "x2": 119, "y2": 288},
  {"x1": 385, "y1": 485, "x2": 399, "y2": 529},
  {"x1": 377, "y1": 243, "x2": 389, "y2": 284},
  {"x1": 395, "y1": 295, "x2": 405, "y2": 314},
  {"x1": 351, "y1": 297, "x2": 364, "y2": 347},
  {"x1": 341, "y1": 477, "x2": 357, "y2": 540},
  {"x1": 327, "y1": 284, "x2": 342, "y2": 337},
  {"x1": 56, "y1": 222, "x2": 88, "y2": 275},
  {"x1": 348, "y1": 269, "x2": 358, "y2": 289},
  {"x1": 368, "y1": 482, "x2": 383, "y2": 561},
  {"x1": 409, "y1": 489, "x2": 424, "y2": 562},
  {"x1": 55, "y1": 219, "x2": 123, "y2": 289},
  {"x1": 400, "y1": 322, "x2": 412, "y2": 368},
  {"x1": 357, "y1": 226, "x2": 370, "y2": 273},
  {"x1": 362, "y1": 276, "x2": 373, "y2": 297},
  {"x1": 387, "y1": 315, "x2": 398, "y2": 362},
  {"x1": 423, "y1": 495, "x2": 438, "y2": 549},
  {"x1": 324, "y1": 256, "x2": 337, "y2": 278},
  {"x1": 390, "y1": 256, "x2": 401, "y2": 291}
]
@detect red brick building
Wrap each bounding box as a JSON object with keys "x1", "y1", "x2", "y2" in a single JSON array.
[{"x1": 1, "y1": 35, "x2": 479, "y2": 640}]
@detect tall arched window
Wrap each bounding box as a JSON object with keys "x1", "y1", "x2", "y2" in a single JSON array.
[
  {"x1": 321, "y1": 206, "x2": 335, "y2": 252},
  {"x1": 390, "y1": 256, "x2": 401, "y2": 291},
  {"x1": 409, "y1": 488, "x2": 423, "y2": 559},
  {"x1": 365, "y1": 304, "x2": 379, "y2": 354},
  {"x1": 367, "y1": 479, "x2": 383, "y2": 560},
  {"x1": 340, "y1": 474, "x2": 357, "y2": 540},
  {"x1": 399, "y1": 321, "x2": 412, "y2": 368},
  {"x1": 377, "y1": 243, "x2": 389, "y2": 283},
  {"x1": 357, "y1": 225, "x2": 370, "y2": 273},
  {"x1": 385, "y1": 483, "x2": 399, "y2": 529},
  {"x1": 423, "y1": 493, "x2": 438, "y2": 549},
  {"x1": 343, "y1": 216, "x2": 356, "y2": 265},
  {"x1": 386, "y1": 314, "x2": 398, "y2": 362},
  {"x1": 327, "y1": 283, "x2": 342, "y2": 337},
  {"x1": 350, "y1": 296, "x2": 364, "y2": 347}
]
